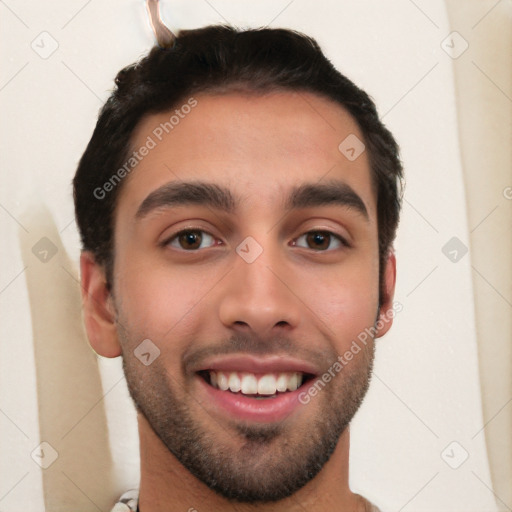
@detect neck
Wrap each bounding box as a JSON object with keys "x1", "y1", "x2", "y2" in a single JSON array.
[{"x1": 137, "y1": 413, "x2": 367, "y2": 512}]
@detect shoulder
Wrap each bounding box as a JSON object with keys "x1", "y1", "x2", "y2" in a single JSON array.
[
  {"x1": 357, "y1": 493, "x2": 383, "y2": 512},
  {"x1": 110, "y1": 489, "x2": 139, "y2": 512},
  {"x1": 366, "y1": 500, "x2": 383, "y2": 512}
]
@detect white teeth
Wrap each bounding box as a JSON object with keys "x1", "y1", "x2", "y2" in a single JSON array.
[
  {"x1": 240, "y1": 373, "x2": 258, "y2": 394},
  {"x1": 276, "y1": 373, "x2": 288, "y2": 392},
  {"x1": 208, "y1": 371, "x2": 305, "y2": 395},
  {"x1": 258, "y1": 374, "x2": 277, "y2": 395},
  {"x1": 217, "y1": 372, "x2": 229, "y2": 391},
  {"x1": 228, "y1": 372, "x2": 241, "y2": 392},
  {"x1": 287, "y1": 373, "x2": 298, "y2": 391}
]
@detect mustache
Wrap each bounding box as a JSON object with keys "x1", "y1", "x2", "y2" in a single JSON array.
[{"x1": 181, "y1": 332, "x2": 336, "y2": 375}]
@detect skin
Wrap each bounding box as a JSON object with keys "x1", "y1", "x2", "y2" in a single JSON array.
[{"x1": 80, "y1": 91, "x2": 396, "y2": 511}]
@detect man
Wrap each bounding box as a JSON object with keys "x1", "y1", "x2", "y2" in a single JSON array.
[{"x1": 73, "y1": 23, "x2": 403, "y2": 512}]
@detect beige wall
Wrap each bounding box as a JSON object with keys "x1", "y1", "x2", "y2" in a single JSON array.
[{"x1": 445, "y1": 2, "x2": 512, "y2": 508}]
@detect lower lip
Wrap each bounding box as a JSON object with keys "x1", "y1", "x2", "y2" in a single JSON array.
[{"x1": 197, "y1": 376, "x2": 307, "y2": 423}]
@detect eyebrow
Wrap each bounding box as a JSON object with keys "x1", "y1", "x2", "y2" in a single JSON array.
[
  {"x1": 135, "y1": 179, "x2": 368, "y2": 220},
  {"x1": 285, "y1": 180, "x2": 368, "y2": 219},
  {"x1": 135, "y1": 181, "x2": 237, "y2": 218}
]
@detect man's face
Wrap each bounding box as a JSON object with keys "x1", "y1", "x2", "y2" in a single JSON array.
[{"x1": 111, "y1": 91, "x2": 388, "y2": 501}]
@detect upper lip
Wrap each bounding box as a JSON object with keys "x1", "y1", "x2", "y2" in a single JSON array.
[{"x1": 195, "y1": 354, "x2": 319, "y2": 376}]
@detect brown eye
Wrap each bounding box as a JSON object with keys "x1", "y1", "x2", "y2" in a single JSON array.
[
  {"x1": 294, "y1": 231, "x2": 346, "y2": 251},
  {"x1": 167, "y1": 230, "x2": 216, "y2": 251},
  {"x1": 306, "y1": 232, "x2": 330, "y2": 250},
  {"x1": 178, "y1": 231, "x2": 202, "y2": 249}
]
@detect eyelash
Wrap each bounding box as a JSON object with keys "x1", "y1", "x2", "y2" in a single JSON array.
[{"x1": 163, "y1": 228, "x2": 350, "y2": 252}]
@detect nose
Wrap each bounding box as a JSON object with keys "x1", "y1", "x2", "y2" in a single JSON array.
[{"x1": 217, "y1": 241, "x2": 302, "y2": 336}]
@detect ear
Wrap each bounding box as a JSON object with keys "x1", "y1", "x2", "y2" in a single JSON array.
[
  {"x1": 80, "y1": 252, "x2": 122, "y2": 357},
  {"x1": 375, "y1": 250, "x2": 397, "y2": 339}
]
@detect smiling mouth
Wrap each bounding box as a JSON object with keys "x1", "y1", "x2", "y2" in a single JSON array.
[{"x1": 198, "y1": 370, "x2": 314, "y2": 399}]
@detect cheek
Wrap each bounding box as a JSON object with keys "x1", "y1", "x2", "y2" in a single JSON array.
[
  {"x1": 114, "y1": 257, "x2": 218, "y2": 341},
  {"x1": 296, "y1": 255, "x2": 380, "y2": 343}
]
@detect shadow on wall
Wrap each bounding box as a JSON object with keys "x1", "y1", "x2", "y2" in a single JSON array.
[{"x1": 20, "y1": 204, "x2": 115, "y2": 512}]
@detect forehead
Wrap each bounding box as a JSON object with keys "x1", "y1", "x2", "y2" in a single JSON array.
[{"x1": 116, "y1": 91, "x2": 375, "y2": 220}]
